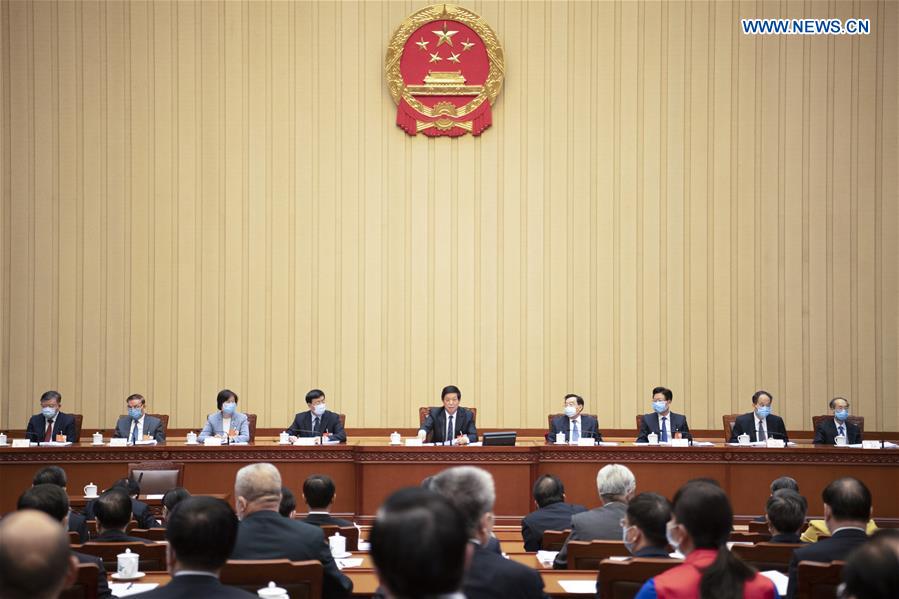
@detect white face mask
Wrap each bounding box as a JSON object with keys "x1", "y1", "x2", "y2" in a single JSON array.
[
  {"x1": 313, "y1": 403, "x2": 326, "y2": 417},
  {"x1": 665, "y1": 521, "x2": 681, "y2": 552},
  {"x1": 564, "y1": 405, "x2": 577, "y2": 418},
  {"x1": 622, "y1": 525, "x2": 637, "y2": 554}
]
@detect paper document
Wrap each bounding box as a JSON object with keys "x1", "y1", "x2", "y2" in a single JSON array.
[
  {"x1": 760, "y1": 570, "x2": 788, "y2": 595},
  {"x1": 536, "y1": 550, "x2": 559, "y2": 565},
  {"x1": 691, "y1": 441, "x2": 716, "y2": 447},
  {"x1": 558, "y1": 580, "x2": 597, "y2": 594},
  {"x1": 336, "y1": 558, "x2": 364, "y2": 569},
  {"x1": 111, "y1": 583, "x2": 159, "y2": 597},
  {"x1": 597, "y1": 441, "x2": 620, "y2": 446}
]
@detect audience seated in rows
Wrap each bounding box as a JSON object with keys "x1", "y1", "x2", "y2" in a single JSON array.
[
  {"x1": 32, "y1": 465, "x2": 89, "y2": 543},
  {"x1": 621, "y1": 492, "x2": 672, "y2": 558},
  {"x1": 554, "y1": 464, "x2": 636, "y2": 569},
  {"x1": 765, "y1": 489, "x2": 807, "y2": 544},
  {"x1": 161, "y1": 487, "x2": 191, "y2": 523},
  {"x1": 520, "y1": 474, "x2": 586, "y2": 552},
  {"x1": 17, "y1": 484, "x2": 112, "y2": 598},
  {"x1": 278, "y1": 485, "x2": 296, "y2": 518},
  {"x1": 431, "y1": 466, "x2": 545, "y2": 599},
  {"x1": 0, "y1": 510, "x2": 78, "y2": 599},
  {"x1": 92, "y1": 488, "x2": 154, "y2": 544},
  {"x1": 370, "y1": 487, "x2": 470, "y2": 599},
  {"x1": 786, "y1": 477, "x2": 874, "y2": 599},
  {"x1": 303, "y1": 474, "x2": 353, "y2": 527},
  {"x1": 84, "y1": 477, "x2": 160, "y2": 529},
  {"x1": 840, "y1": 529, "x2": 899, "y2": 599},
  {"x1": 229, "y1": 463, "x2": 352, "y2": 599},
  {"x1": 635, "y1": 480, "x2": 777, "y2": 599}
]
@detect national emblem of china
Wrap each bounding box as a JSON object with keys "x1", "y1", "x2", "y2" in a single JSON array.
[{"x1": 385, "y1": 4, "x2": 505, "y2": 137}]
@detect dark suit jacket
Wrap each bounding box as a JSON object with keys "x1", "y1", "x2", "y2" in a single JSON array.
[
  {"x1": 231, "y1": 510, "x2": 352, "y2": 599},
  {"x1": 463, "y1": 542, "x2": 546, "y2": 599},
  {"x1": 635, "y1": 412, "x2": 690, "y2": 442},
  {"x1": 287, "y1": 410, "x2": 347, "y2": 442},
  {"x1": 305, "y1": 512, "x2": 354, "y2": 528},
  {"x1": 114, "y1": 415, "x2": 166, "y2": 443},
  {"x1": 633, "y1": 546, "x2": 672, "y2": 558},
  {"x1": 548, "y1": 415, "x2": 602, "y2": 443},
  {"x1": 73, "y1": 550, "x2": 112, "y2": 599},
  {"x1": 127, "y1": 573, "x2": 256, "y2": 599},
  {"x1": 69, "y1": 509, "x2": 89, "y2": 543},
  {"x1": 25, "y1": 412, "x2": 78, "y2": 442},
  {"x1": 785, "y1": 528, "x2": 868, "y2": 599},
  {"x1": 420, "y1": 407, "x2": 478, "y2": 444},
  {"x1": 521, "y1": 501, "x2": 588, "y2": 551},
  {"x1": 84, "y1": 497, "x2": 160, "y2": 530},
  {"x1": 92, "y1": 529, "x2": 155, "y2": 544},
  {"x1": 813, "y1": 418, "x2": 862, "y2": 445},
  {"x1": 770, "y1": 533, "x2": 802, "y2": 544},
  {"x1": 730, "y1": 413, "x2": 789, "y2": 443}
]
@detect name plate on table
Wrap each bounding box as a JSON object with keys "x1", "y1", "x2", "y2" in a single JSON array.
[
  {"x1": 293, "y1": 437, "x2": 318, "y2": 446},
  {"x1": 862, "y1": 440, "x2": 882, "y2": 449},
  {"x1": 577, "y1": 438, "x2": 595, "y2": 447},
  {"x1": 404, "y1": 439, "x2": 423, "y2": 447},
  {"x1": 765, "y1": 439, "x2": 786, "y2": 448},
  {"x1": 109, "y1": 438, "x2": 128, "y2": 447},
  {"x1": 11, "y1": 439, "x2": 30, "y2": 448},
  {"x1": 671, "y1": 438, "x2": 690, "y2": 447},
  {"x1": 203, "y1": 438, "x2": 223, "y2": 446}
]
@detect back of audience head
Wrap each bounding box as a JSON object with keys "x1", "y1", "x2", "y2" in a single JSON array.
[
  {"x1": 769, "y1": 476, "x2": 799, "y2": 495},
  {"x1": 165, "y1": 497, "x2": 240, "y2": 574},
  {"x1": 32, "y1": 466, "x2": 68, "y2": 489},
  {"x1": 370, "y1": 487, "x2": 470, "y2": 599},
  {"x1": 95, "y1": 487, "x2": 133, "y2": 531},
  {"x1": 161, "y1": 487, "x2": 191, "y2": 521},
  {"x1": 840, "y1": 530, "x2": 899, "y2": 599},
  {"x1": 0, "y1": 510, "x2": 77, "y2": 599},
  {"x1": 234, "y1": 462, "x2": 282, "y2": 518},
  {"x1": 279, "y1": 486, "x2": 297, "y2": 518},
  {"x1": 303, "y1": 474, "x2": 337, "y2": 510},
  {"x1": 18, "y1": 484, "x2": 70, "y2": 523},
  {"x1": 623, "y1": 492, "x2": 671, "y2": 554},
  {"x1": 533, "y1": 474, "x2": 565, "y2": 508},
  {"x1": 430, "y1": 466, "x2": 495, "y2": 541},
  {"x1": 669, "y1": 480, "x2": 755, "y2": 599},
  {"x1": 112, "y1": 477, "x2": 141, "y2": 498},
  {"x1": 596, "y1": 464, "x2": 636, "y2": 504},
  {"x1": 823, "y1": 477, "x2": 872, "y2": 526},
  {"x1": 765, "y1": 489, "x2": 807, "y2": 536}
]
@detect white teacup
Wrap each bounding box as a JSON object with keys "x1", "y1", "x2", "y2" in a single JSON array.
[
  {"x1": 0, "y1": 432, "x2": 7, "y2": 445},
  {"x1": 117, "y1": 548, "x2": 139, "y2": 578},
  {"x1": 329, "y1": 531, "x2": 347, "y2": 556},
  {"x1": 389, "y1": 431, "x2": 401, "y2": 445},
  {"x1": 279, "y1": 431, "x2": 290, "y2": 444},
  {"x1": 84, "y1": 483, "x2": 98, "y2": 498},
  {"x1": 737, "y1": 433, "x2": 751, "y2": 446},
  {"x1": 258, "y1": 582, "x2": 289, "y2": 599},
  {"x1": 835, "y1": 435, "x2": 847, "y2": 447},
  {"x1": 555, "y1": 432, "x2": 566, "y2": 444},
  {"x1": 186, "y1": 431, "x2": 198, "y2": 444},
  {"x1": 647, "y1": 433, "x2": 659, "y2": 445},
  {"x1": 92, "y1": 432, "x2": 103, "y2": 444}
]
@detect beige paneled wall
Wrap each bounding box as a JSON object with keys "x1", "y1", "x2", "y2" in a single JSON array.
[{"x1": 2, "y1": 1, "x2": 897, "y2": 432}]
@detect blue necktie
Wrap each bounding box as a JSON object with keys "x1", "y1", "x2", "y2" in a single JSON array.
[
  {"x1": 838, "y1": 425, "x2": 845, "y2": 437},
  {"x1": 447, "y1": 415, "x2": 454, "y2": 443},
  {"x1": 572, "y1": 422, "x2": 580, "y2": 442},
  {"x1": 660, "y1": 417, "x2": 668, "y2": 442},
  {"x1": 130, "y1": 422, "x2": 139, "y2": 444}
]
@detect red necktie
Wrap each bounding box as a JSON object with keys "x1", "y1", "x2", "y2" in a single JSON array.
[{"x1": 44, "y1": 419, "x2": 54, "y2": 442}]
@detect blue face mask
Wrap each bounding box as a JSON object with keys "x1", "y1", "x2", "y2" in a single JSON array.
[
  {"x1": 834, "y1": 409, "x2": 849, "y2": 422},
  {"x1": 128, "y1": 407, "x2": 143, "y2": 421},
  {"x1": 41, "y1": 406, "x2": 58, "y2": 419},
  {"x1": 756, "y1": 405, "x2": 772, "y2": 419},
  {"x1": 222, "y1": 402, "x2": 237, "y2": 416},
  {"x1": 652, "y1": 401, "x2": 668, "y2": 414},
  {"x1": 313, "y1": 403, "x2": 326, "y2": 417}
]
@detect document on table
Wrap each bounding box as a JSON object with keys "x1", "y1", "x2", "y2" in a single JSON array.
[
  {"x1": 558, "y1": 580, "x2": 597, "y2": 594},
  {"x1": 336, "y1": 558, "x2": 364, "y2": 569},
  {"x1": 536, "y1": 550, "x2": 559, "y2": 566},
  {"x1": 110, "y1": 583, "x2": 159, "y2": 597}
]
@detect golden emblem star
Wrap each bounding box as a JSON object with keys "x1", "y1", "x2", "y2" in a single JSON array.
[
  {"x1": 432, "y1": 22, "x2": 459, "y2": 47},
  {"x1": 447, "y1": 52, "x2": 461, "y2": 64},
  {"x1": 461, "y1": 39, "x2": 475, "y2": 51},
  {"x1": 428, "y1": 52, "x2": 442, "y2": 63},
  {"x1": 415, "y1": 38, "x2": 429, "y2": 51}
]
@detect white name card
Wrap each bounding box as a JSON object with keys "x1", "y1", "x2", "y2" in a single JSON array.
[
  {"x1": 11, "y1": 439, "x2": 30, "y2": 448},
  {"x1": 203, "y1": 437, "x2": 222, "y2": 446},
  {"x1": 577, "y1": 438, "x2": 595, "y2": 447},
  {"x1": 109, "y1": 438, "x2": 127, "y2": 447},
  {"x1": 862, "y1": 440, "x2": 882, "y2": 449},
  {"x1": 404, "y1": 439, "x2": 423, "y2": 447},
  {"x1": 765, "y1": 438, "x2": 786, "y2": 448},
  {"x1": 671, "y1": 438, "x2": 690, "y2": 447},
  {"x1": 293, "y1": 437, "x2": 317, "y2": 446}
]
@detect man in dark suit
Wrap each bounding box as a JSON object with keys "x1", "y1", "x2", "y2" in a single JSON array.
[
  {"x1": 230, "y1": 463, "x2": 352, "y2": 599},
  {"x1": 25, "y1": 390, "x2": 78, "y2": 443},
  {"x1": 127, "y1": 497, "x2": 254, "y2": 598},
  {"x1": 84, "y1": 478, "x2": 160, "y2": 530},
  {"x1": 547, "y1": 394, "x2": 602, "y2": 443},
  {"x1": 554, "y1": 464, "x2": 636, "y2": 569},
  {"x1": 32, "y1": 465, "x2": 90, "y2": 542},
  {"x1": 729, "y1": 389, "x2": 789, "y2": 443},
  {"x1": 302, "y1": 474, "x2": 353, "y2": 528},
  {"x1": 431, "y1": 466, "x2": 545, "y2": 599},
  {"x1": 813, "y1": 397, "x2": 863, "y2": 445},
  {"x1": 636, "y1": 386, "x2": 690, "y2": 442},
  {"x1": 17, "y1": 483, "x2": 112, "y2": 599},
  {"x1": 765, "y1": 489, "x2": 806, "y2": 544},
  {"x1": 418, "y1": 385, "x2": 478, "y2": 445},
  {"x1": 286, "y1": 389, "x2": 347, "y2": 443},
  {"x1": 785, "y1": 477, "x2": 873, "y2": 599},
  {"x1": 113, "y1": 394, "x2": 166, "y2": 443},
  {"x1": 0, "y1": 510, "x2": 78, "y2": 599},
  {"x1": 520, "y1": 475, "x2": 586, "y2": 551},
  {"x1": 91, "y1": 488, "x2": 155, "y2": 544}
]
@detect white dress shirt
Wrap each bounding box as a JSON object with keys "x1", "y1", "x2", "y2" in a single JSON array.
[{"x1": 754, "y1": 414, "x2": 768, "y2": 438}]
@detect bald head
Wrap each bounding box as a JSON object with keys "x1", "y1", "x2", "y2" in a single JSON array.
[
  {"x1": 234, "y1": 463, "x2": 282, "y2": 517},
  {"x1": 0, "y1": 510, "x2": 76, "y2": 599}
]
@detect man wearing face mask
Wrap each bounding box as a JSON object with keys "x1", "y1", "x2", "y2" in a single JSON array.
[
  {"x1": 729, "y1": 390, "x2": 789, "y2": 443},
  {"x1": 286, "y1": 389, "x2": 347, "y2": 443},
  {"x1": 619, "y1": 493, "x2": 673, "y2": 558},
  {"x1": 114, "y1": 394, "x2": 166, "y2": 443},
  {"x1": 26, "y1": 390, "x2": 78, "y2": 443},
  {"x1": 547, "y1": 394, "x2": 602, "y2": 443},
  {"x1": 198, "y1": 389, "x2": 250, "y2": 443},
  {"x1": 813, "y1": 397, "x2": 863, "y2": 445},
  {"x1": 636, "y1": 387, "x2": 690, "y2": 443}
]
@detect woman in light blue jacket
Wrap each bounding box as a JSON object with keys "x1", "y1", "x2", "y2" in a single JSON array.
[{"x1": 198, "y1": 389, "x2": 250, "y2": 443}]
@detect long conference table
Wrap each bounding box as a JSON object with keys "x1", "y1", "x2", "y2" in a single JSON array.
[{"x1": 2, "y1": 439, "x2": 898, "y2": 520}]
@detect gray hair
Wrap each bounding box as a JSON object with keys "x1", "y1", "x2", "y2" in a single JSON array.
[
  {"x1": 235, "y1": 463, "x2": 282, "y2": 504},
  {"x1": 431, "y1": 466, "x2": 495, "y2": 535},
  {"x1": 596, "y1": 464, "x2": 636, "y2": 502}
]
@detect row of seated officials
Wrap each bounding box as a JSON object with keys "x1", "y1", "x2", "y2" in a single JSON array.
[
  {"x1": 25, "y1": 386, "x2": 865, "y2": 446},
  {"x1": 2, "y1": 459, "x2": 898, "y2": 599}
]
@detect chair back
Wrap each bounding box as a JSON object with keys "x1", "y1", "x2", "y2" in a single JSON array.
[
  {"x1": 75, "y1": 542, "x2": 167, "y2": 571},
  {"x1": 728, "y1": 531, "x2": 770, "y2": 544},
  {"x1": 72, "y1": 414, "x2": 84, "y2": 442},
  {"x1": 222, "y1": 559, "x2": 323, "y2": 599},
  {"x1": 59, "y1": 562, "x2": 100, "y2": 599},
  {"x1": 245, "y1": 413, "x2": 258, "y2": 442},
  {"x1": 68, "y1": 530, "x2": 81, "y2": 544},
  {"x1": 567, "y1": 540, "x2": 631, "y2": 570},
  {"x1": 731, "y1": 542, "x2": 803, "y2": 573},
  {"x1": 723, "y1": 414, "x2": 739, "y2": 442},
  {"x1": 542, "y1": 529, "x2": 571, "y2": 552},
  {"x1": 811, "y1": 414, "x2": 864, "y2": 434},
  {"x1": 747, "y1": 520, "x2": 770, "y2": 534},
  {"x1": 130, "y1": 528, "x2": 167, "y2": 542},
  {"x1": 796, "y1": 560, "x2": 845, "y2": 599},
  {"x1": 598, "y1": 557, "x2": 682, "y2": 599},
  {"x1": 338, "y1": 413, "x2": 346, "y2": 429},
  {"x1": 147, "y1": 413, "x2": 169, "y2": 431},
  {"x1": 635, "y1": 415, "x2": 643, "y2": 431},
  {"x1": 127, "y1": 461, "x2": 184, "y2": 495},
  {"x1": 319, "y1": 525, "x2": 359, "y2": 551}
]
